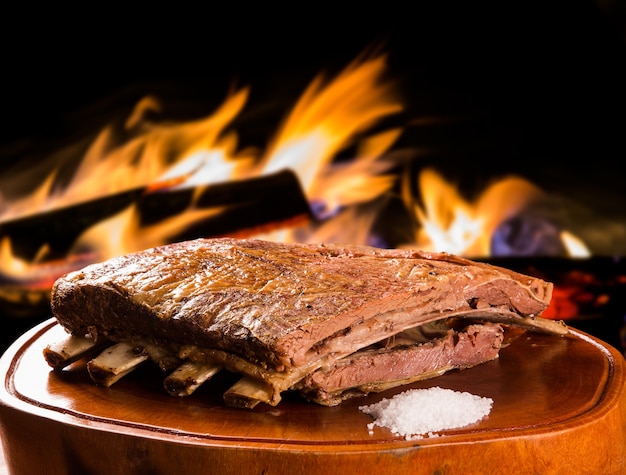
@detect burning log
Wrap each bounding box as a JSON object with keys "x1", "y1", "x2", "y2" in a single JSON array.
[{"x1": 0, "y1": 170, "x2": 312, "y2": 262}]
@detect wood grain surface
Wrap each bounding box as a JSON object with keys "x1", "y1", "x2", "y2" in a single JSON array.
[{"x1": 0, "y1": 318, "x2": 625, "y2": 474}]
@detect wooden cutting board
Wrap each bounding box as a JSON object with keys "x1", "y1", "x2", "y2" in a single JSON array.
[{"x1": 0, "y1": 318, "x2": 625, "y2": 474}]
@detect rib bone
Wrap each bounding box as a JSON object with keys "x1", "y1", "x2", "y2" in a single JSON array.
[
  {"x1": 87, "y1": 342, "x2": 150, "y2": 387},
  {"x1": 223, "y1": 376, "x2": 274, "y2": 409},
  {"x1": 164, "y1": 361, "x2": 223, "y2": 396},
  {"x1": 140, "y1": 341, "x2": 182, "y2": 371},
  {"x1": 43, "y1": 334, "x2": 108, "y2": 369}
]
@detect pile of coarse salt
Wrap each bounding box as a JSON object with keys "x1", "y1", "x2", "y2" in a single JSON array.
[{"x1": 359, "y1": 386, "x2": 493, "y2": 440}]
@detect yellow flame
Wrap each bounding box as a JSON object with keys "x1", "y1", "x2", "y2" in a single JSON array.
[
  {"x1": 0, "y1": 170, "x2": 60, "y2": 221},
  {"x1": 561, "y1": 230, "x2": 591, "y2": 258},
  {"x1": 1, "y1": 52, "x2": 405, "y2": 282},
  {"x1": 405, "y1": 168, "x2": 545, "y2": 256},
  {"x1": 314, "y1": 129, "x2": 402, "y2": 216},
  {"x1": 255, "y1": 53, "x2": 402, "y2": 242},
  {"x1": 260, "y1": 53, "x2": 402, "y2": 200},
  {"x1": 404, "y1": 167, "x2": 594, "y2": 257},
  {"x1": 70, "y1": 201, "x2": 224, "y2": 261},
  {"x1": 0, "y1": 237, "x2": 32, "y2": 279},
  {"x1": 62, "y1": 88, "x2": 251, "y2": 206}
]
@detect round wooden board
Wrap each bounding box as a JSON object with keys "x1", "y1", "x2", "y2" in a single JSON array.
[{"x1": 0, "y1": 318, "x2": 625, "y2": 474}]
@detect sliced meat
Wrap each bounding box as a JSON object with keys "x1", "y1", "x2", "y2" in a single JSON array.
[{"x1": 298, "y1": 322, "x2": 504, "y2": 406}]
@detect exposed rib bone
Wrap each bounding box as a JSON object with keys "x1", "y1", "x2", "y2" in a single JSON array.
[
  {"x1": 87, "y1": 342, "x2": 150, "y2": 387},
  {"x1": 164, "y1": 361, "x2": 223, "y2": 396},
  {"x1": 140, "y1": 341, "x2": 182, "y2": 371},
  {"x1": 43, "y1": 334, "x2": 108, "y2": 369},
  {"x1": 223, "y1": 376, "x2": 274, "y2": 409}
]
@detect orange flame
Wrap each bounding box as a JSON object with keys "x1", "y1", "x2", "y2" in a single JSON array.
[
  {"x1": 65, "y1": 88, "x2": 253, "y2": 202},
  {"x1": 402, "y1": 167, "x2": 591, "y2": 257},
  {"x1": 0, "y1": 237, "x2": 40, "y2": 281},
  {"x1": 69, "y1": 202, "x2": 224, "y2": 260},
  {"x1": 0, "y1": 52, "x2": 404, "y2": 282},
  {"x1": 260, "y1": 54, "x2": 401, "y2": 194},
  {"x1": 256, "y1": 53, "x2": 402, "y2": 241}
]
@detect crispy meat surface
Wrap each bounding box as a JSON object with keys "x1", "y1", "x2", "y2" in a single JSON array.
[{"x1": 51, "y1": 237, "x2": 562, "y2": 375}]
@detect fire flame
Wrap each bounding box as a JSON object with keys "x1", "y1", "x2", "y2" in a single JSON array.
[
  {"x1": 0, "y1": 52, "x2": 402, "y2": 282},
  {"x1": 259, "y1": 55, "x2": 401, "y2": 198},
  {"x1": 0, "y1": 50, "x2": 591, "y2": 289},
  {"x1": 401, "y1": 168, "x2": 590, "y2": 258}
]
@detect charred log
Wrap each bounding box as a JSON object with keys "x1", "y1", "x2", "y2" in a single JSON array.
[{"x1": 0, "y1": 170, "x2": 311, "y2": 262}]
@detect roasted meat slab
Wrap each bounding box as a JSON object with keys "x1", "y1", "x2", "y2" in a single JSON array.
[{"x1": 45, "y1": 237, "x2": 566, "y2": 407}]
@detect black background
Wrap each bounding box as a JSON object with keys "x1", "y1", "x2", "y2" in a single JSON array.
[{"x1": 2, "y1": 2, "x2": 625, "y2": 172}]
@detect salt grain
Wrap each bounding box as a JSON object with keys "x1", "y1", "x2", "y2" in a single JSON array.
[{"x1": 359, "y1": 386, "x2": 493, "y2": 440}]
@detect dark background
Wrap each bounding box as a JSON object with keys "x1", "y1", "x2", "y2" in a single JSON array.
[{"x1": 2, "y1": 2, "x2": 625, "y2": 176}]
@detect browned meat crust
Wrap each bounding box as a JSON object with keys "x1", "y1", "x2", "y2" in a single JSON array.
[{"x1": 51, "y1": 238, "x2": 561, "y2": 373}]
